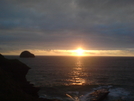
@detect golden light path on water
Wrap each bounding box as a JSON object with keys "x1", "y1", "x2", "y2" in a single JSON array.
[
  {"x1": 66, "y1": 57, "x2": 89, "y2": 101},
  {"x1": 68, "y1": 57, "x2": 87, "y2": 85}
]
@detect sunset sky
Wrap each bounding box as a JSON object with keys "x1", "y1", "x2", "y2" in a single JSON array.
[{"x1": 1, "y1": 0, "x2": 134, "y2": 56}]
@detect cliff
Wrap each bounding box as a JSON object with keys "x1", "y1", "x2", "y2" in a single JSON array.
[
  {"x1": 0, "y1": 54, "x2": 40, "y2": 101},
  {"x1": 0, "y1": 54, "x2": 61, "y2": 101}
]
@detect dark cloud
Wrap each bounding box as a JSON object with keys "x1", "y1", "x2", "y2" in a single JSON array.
[{"x1": 0, "y1": 0, "x2": 134, "y2": 55}]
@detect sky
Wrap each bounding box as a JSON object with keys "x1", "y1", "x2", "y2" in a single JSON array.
[{"x1": 0, "y1": 0, "x2": 134, "y2": 56}]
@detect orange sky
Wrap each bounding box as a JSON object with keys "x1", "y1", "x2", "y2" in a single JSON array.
[{"x1": 1, "y1": 48, "x2": 134, "y2": 57}]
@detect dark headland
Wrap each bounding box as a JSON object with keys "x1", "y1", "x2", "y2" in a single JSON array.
[{"x1": 0, "y1": 54, "x2": 60, "y2": 101}]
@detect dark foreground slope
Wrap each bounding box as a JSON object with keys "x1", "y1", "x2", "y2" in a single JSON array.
[{"x1": 0, "y1": 54, "x2": 59, "y2": 101}]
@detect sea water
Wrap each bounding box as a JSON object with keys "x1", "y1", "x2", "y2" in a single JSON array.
[{"x1": 6, "y1": 56, "x2": 134, "y2": 101}]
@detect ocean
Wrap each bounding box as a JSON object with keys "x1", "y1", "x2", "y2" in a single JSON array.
[{"x1": 6, "y1": 56, "x2": 134, "y2": 101}]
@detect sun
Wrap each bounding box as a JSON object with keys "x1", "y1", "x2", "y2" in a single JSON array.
[{"x1": 76, "y1": 48, "x2": 84, "y2": 56}]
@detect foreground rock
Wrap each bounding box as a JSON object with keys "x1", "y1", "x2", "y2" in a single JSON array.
[
  {"x1": 0, "y1": 54, "x2": 60, "y2": 101},
  {"x1": 89, "y1": 89, "x2": 109, "y2": 101},
  {"x1": 0, "y1": 54, "x2": 39, "y2": 100},
  {"x1": 20, "y1": 51, "x2": 35, "y2": 58}
]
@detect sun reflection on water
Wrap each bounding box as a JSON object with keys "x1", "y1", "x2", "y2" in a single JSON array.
[{"x1": 69, "y1": 57, "x2": 87, "y2": 85}]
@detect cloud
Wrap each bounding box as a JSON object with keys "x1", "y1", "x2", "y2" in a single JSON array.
[
  {"x1": 1, "y1": 0, "x2": 134, "y2": 31},
  {"x1": 1, "y1": 0, "x2": 134, "y2": 55}
]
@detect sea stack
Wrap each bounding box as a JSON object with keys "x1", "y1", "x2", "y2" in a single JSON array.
[{"x1": 20, "y1": 51, "x2": 35, "y2": 58}]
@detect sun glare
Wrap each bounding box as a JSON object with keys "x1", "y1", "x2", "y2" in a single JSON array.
[{"x1": 75, "y1": 48, "x2": 84, "y2": 56}]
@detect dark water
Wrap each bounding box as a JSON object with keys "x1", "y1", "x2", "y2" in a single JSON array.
[{"x1": 6, "y1": 56, "x2": 134, "y2": 101}]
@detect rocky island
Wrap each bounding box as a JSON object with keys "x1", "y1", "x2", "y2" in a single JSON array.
[{"x1": 20, "y1": 51, "x2": 35, "y2": 58}]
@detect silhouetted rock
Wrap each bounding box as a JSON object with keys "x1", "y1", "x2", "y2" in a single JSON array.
[
  {"x1": 89, "y1": 89, "x2": 109, "y2": 101},
  {"x1": 0, "y1": 54, "x2": 30, "y2": 82},
  {"x1": 20, "y1": 51, "x2": 35, "y2": 58},
  {"x1": 0, "y1": 54, "x2": 61, "y2": 101},
  {"x1": 0, "y1": 54, "x2": 39, "y2": 100}
]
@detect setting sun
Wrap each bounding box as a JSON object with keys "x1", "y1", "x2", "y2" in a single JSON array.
[{"x1": 75, "y1": 48, "x2": 84, "y2": 56}]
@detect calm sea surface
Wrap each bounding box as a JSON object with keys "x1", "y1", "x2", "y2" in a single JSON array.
[{"x1": 6, "y1": 56, "x2": 134, "y2": 101}]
